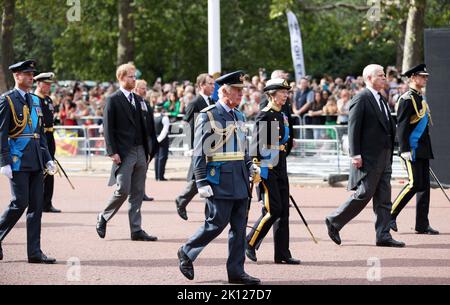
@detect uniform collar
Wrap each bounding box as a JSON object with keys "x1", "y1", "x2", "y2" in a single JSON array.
[
  {"x1": 409, "y1": 87, "x2": 422, "y2": 96},
  {"x1": 218, "y1": 99, "x2": 233, "y2": 113},
  {"x1": 15, "y1": 87, "x2": 28, "y2": 99}
]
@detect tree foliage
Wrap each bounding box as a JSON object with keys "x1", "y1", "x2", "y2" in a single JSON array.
[{"x1": 0, "y1": 0, "x2": 448, "y2": 83}]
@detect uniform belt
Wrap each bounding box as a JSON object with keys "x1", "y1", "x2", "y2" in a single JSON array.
[
  {"x1": 263, "y1": 144, "x2": 286, "y2": 152},
  {"x1": 12, "y1": 133, "x2": 40, "y2": 139},
  {"x1": 206, "y1": 152, "x2": 245, "y2": 162},
  {"x1": 44, "y1": 127, "x2": 54, "y2": 133}
]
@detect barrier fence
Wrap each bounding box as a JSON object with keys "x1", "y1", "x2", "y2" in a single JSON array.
[{"x1": 54, "y1": 121, "x2": 407, "y2": 179}]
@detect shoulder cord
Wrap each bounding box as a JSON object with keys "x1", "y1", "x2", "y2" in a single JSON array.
[
  {"x1": 6, "y1": 96, "x2": 30, "y2": 138},
  {"x1": 206, "y1": 111, "x2": 243, "y2": 153}
]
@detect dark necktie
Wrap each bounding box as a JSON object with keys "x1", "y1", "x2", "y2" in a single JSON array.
[
  {"x1": 128, "y1": 93, "x2": 136, "y2": 109},
  {"x1": 378, "y1": 93, "x2": 389, "y2": 123},
  {"x1": 24, "y1": 93, "x2": 31, "y2": 108},
  {"x1": 229, "y1": 110, "x2": 237, "y2": 121}
]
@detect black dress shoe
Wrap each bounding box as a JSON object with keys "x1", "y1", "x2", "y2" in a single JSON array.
[
  {"x1": 96, "y1": 214, "x2": 107, "y2": 239},
  {"x1": 389, "y1": 219, "x2": 398, "y2": 232},
  {"x1": 177, "y1": 247, "x2": 194, "y2": 280},
  {"x1": 43, "y1": 206, "x2": 62, "y2": 213},
  {"x1": 0, "y1": 243, "x2": 3, "y2": 261},
  {"x1": 175, "y1": 198, "x2": 188, "y2": 221},
  {"x1": 159, "y1": 178, "x2": 168, "y2": 181},
  {"x1": 143, "y1": 195, "x2": 154, "y2": 202},
  {"x1": 131, "y1": 230, "x2": 158, "y2": 241},
  {"x1": 28, "y1": 253, "x2": 56, "y2": 264},
  {"x1": 376, "y1": 238, "x2": 405, "y2": 248},
  {"x1": 228, "y1": 273, "x2": 261, "y2": 285},
  {"x1": 245, "y1": 246, "x2": 257, "y2": 262},
  {"x1": 275, "y1": 257, "x2": 301, "y2": 265},
  {"x1": 416, "y1": 226, "x2": 439, "y2": 235},
  {"x1": 325, "y1": 218, "x2": 341, "y2": 245}
]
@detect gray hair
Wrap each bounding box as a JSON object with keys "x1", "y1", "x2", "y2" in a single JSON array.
[
  {"x1": 218, "y1": 84, "x2": 231, "y2": 99},
  {"x1": 363, "y1": 64, "x2": 384, "y2": 85}
]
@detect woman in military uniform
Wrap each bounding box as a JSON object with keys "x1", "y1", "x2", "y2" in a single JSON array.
[{"x1": 246, "y1": 78, "x2": 301, "y2": 265}]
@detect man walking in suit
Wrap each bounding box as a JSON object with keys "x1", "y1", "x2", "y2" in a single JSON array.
[
  {"x1": 96, "y1": 63, "x2": 158, "y2": 242},
  {"x1": 177, "y1": 71, "x2": 261, "y2": 284},
  {"x1": 0, "y1": 60, "x2": 57, "y2": 263},
  {"x1": 134, "y1": 79, "x2": 155, "y2": 202},
  {"x1": 325, "y1": 64, "x2": 405, "y2": 248},
  {"x1": 175, "y1": 73, "x2": 215, "y2": 220}
]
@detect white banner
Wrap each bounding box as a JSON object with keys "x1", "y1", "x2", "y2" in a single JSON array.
[{"x1": 287, "y1": 11, "x2": 306, "y2": 82}]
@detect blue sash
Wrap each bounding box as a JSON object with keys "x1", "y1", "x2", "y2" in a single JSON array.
[
  {"x1": 409, "y1": 111, "x2": 428, "y2": 162},
  {"x1": 8, "y1": 95, "x2": 41, "y2": 171}
]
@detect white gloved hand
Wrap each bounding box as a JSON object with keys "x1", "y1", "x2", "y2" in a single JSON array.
[
  {"x1": 249, "y1": 164, "x2": 261, "y2": 176},
  {"x1": 46, "y1": 161, "x2": 58, "y2": 176},
  {"x1": 184, "y1": 149, "x2": 194, "y2": 157},
  {"x1": 0, "y1": 165, "x2": 13, "y2": 179},
  {"x1": 198, "y1": 185, "x2": 214, "y2": 198},
  {"x1": 401, "y1": 152, "x2": 412, "y2": 161}
]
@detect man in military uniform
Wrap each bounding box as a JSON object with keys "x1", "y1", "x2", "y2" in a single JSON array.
[
  {"x1": 33, "y1": 72, "x2": 61, "y2": 213},
  {"x1": 0, "y1": 60, "x2": 57, "y2": 263},
  {"x1": 246, "y1": 79, "x2": 301, "y2": 265},
  {"x1": 177, "y1": 71, "x2": 261, "y2": 285},
  {"x1": 390, "y1": 64, "x2": 439, "y2": 235}
]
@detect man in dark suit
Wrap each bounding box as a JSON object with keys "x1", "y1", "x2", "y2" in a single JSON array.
[
  {"x1": 177, "y1": 71, "x2": 261, "y2": 285},
  {"x1": 0, "y1": 60, "x2": 57, "y2": 263},
  {"x1": 325, "y1": 64, "x2": 405, "y2": 248},
  {"x1": 134, "y1": 79, "x2": 155, "y2": 202},
  {"x1": 175, "y1": 73, "x2": 215, "y2": 220},
  {"x1": 96, "y1": 63, "x2": 158, "y2": 242}
]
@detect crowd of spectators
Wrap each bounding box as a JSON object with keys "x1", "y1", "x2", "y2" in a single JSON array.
[{"x1": 48, "y1": 66, "x2": 408, "y2": 138}]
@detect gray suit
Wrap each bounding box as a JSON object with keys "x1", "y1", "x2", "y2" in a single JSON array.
[
  {"x1": 182, "y1": 102, "x2": 252, "y2": 279},
  {"x1": 101, "y1": 90, "x2": 156, "y2": 234},
  {"x1": 327, "y1": 89, "x2": 396, "y2": 242}
]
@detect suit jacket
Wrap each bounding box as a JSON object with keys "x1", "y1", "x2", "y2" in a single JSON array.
[
  {"x1": 103, "y1": 90, "x2": 156, "y2": 185},
  {"x1": 183, "y1": 95, "x2": 211, "y2": 149},
  {"x1": 193, "y1": 102, "x2": 252, "y2": 200},
  {"x1": 347, "y1": 88, "x2": 396, "y2": 190},
  {"x1": 0, "y1": 89, "x2": 51, "y2": 171},
  {"x1": 184, "y1": 95, "x2": 211, "y2": 181}
]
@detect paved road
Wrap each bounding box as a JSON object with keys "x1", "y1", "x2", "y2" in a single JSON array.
[{"x1": 1, "y1": 176, "x2": 449, "y2": 285}]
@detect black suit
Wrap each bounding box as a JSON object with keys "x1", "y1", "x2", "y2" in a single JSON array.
[
  {"x1": 175, "y1": 95, "x2": 212, "y2": 211},
  {"x1": 327, "y1": 88, "x2": 396, "y2": 243},
  {"x1": 101, "y1": 90, "x2": 157, "y2": 234}
]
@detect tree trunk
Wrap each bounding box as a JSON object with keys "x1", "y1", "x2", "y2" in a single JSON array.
[
  {"x1": 1, "y1": 0, "x2": 15, "y2": 91},
  {"x1": 117, "y1": 0, "x2": 135, "y2": 66},
  {"x1": 396, "y1": 20, "x2": 407, "y2": 71},
  {"x1": 402, "y1": 0, "x2": 426, "y2": 72}
]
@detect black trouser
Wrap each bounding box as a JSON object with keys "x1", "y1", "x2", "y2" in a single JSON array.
[
  {"x1": 391, "y1": 158, "x2": 431, "y2": 231},
  {"x1": 247, "y1": 169, "x2": 292, "y2": 261},
  {"x1": 0, "y1": 170, "x2": 44, "y2": 258},
  {"x1": 43, "y1": 133, "x2": 55, "y2": 210},
  {"x1": 154, "y1": 139, "x2": 169, "y2": 180}
]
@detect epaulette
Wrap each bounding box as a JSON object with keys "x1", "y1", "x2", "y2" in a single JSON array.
[
  {"x1": 398, "y1": 91, "x2": 412, "y2": 103},
  {"x1": 200, "y1": 104, "x2": 216, "y2": 113}
]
